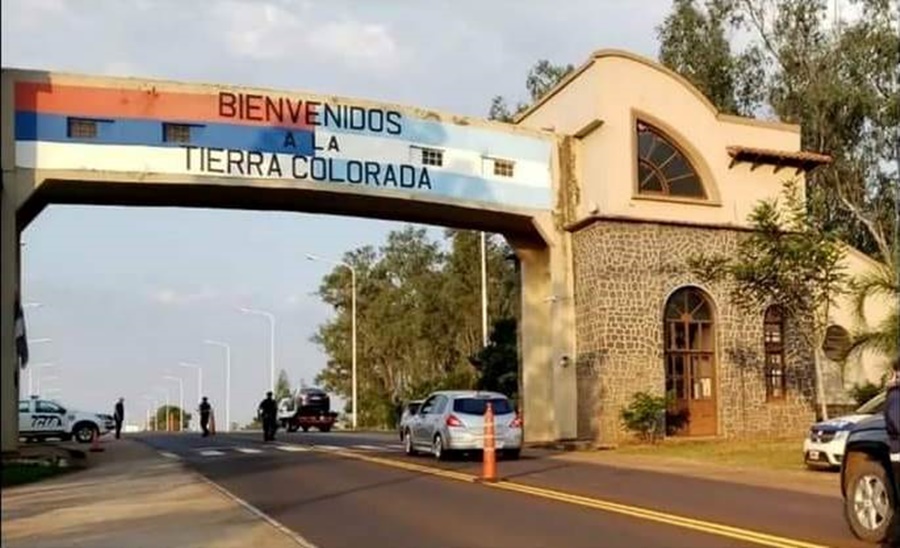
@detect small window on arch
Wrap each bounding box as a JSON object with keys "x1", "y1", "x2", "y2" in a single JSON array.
[
  {"x1": 822, "y1": 325, "x2": 851, "y2": 362},
  {"x1": 636, "y1": 121, "x2": 706, "y2": 199}
]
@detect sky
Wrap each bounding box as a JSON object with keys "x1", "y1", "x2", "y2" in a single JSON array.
[{"x1": 2, "y1": 0, "x2": 681, "y2": 427}]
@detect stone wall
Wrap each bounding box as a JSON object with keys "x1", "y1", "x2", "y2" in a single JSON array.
[{"x1": 571, "y1": 219, "x2": 818, "y2": 444}]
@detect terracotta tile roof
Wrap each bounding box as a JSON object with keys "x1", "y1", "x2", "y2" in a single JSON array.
[{"x1": 726, "y1": 146, "x2": 832, "y2": 172}]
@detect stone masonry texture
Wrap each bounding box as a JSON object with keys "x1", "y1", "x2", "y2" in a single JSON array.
[{"x1": 572, "y1": 220, "x2": 818, "y2": 444}]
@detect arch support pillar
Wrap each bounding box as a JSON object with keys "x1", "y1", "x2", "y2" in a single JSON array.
[
  {"x1": 1, "y1": 174, "x2": 21, "y2": 455},
  {"x1": 513, "y1": 220, "x2": 577, "y2": 443}
]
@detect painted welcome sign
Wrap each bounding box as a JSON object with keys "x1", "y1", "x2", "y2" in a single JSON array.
[{"x1": 13, "y1": 80, "x2": 554, "y2": 210}]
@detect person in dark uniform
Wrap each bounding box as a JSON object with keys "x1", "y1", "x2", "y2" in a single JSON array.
[
  {"x1": 112, "y1": 397, "x2": 125, "y2": 439},
  {"x1": 199, "y1": 397, "x2": 212, "y2": 437},
  {"x1": 884, "y1": 356, "x2": 900, "y2": 546},
  {"x1": 258, "y1": 391, "x2": 278, "y2": 442}
]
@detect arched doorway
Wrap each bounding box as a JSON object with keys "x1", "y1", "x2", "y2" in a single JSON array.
[{"x1": 664, "y1": 287, "x2": 717, "y2": 436}]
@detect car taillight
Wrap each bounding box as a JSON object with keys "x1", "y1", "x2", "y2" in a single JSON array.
[
  {"x1": 446, "y1": 415, "x2": 464, "y2": 428},
  {"x1": 509, "y1": 415, "x2": 522, "y2": 428}
]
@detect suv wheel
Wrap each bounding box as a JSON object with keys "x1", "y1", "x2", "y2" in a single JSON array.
[
  {"x1": 844, "y1": 456, "x2": 896, "y2": 543},
  {"x1": 73, "y1": 422, "x2": 98, "y2": 444}
]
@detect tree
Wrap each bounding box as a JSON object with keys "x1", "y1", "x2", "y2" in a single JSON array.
[
  {"x1": 151, "y1": 405, "x2": 191, "y2": 431},
  {"x1": 657, "y1": 0, "x2": 899, "y2": 261},
  {"x1": 312, "y1": 227, "x2": 519, "y2": 429},
  {"x1": 656, "y1": 0, "x2": 765, "y2": 115},
  {"x1": 470, "y1": 318, "x2": 519, "y2": 403},
  {"x1": 845, "y1": 257, "x2": 899, "y2": 365},
  {"x1": 489, "y1": 60, "x2": 574, "y2": 121},
  {"x1": 689, "y1": 179, "x2": 847, "y2": 419},
  {"x1": 275, "y1": 369, "x2": 292, "y2": 400}
]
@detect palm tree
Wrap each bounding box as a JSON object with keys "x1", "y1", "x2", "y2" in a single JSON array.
[{"x1": 845, "y1": 258, "x2": 899, "y2": 374}]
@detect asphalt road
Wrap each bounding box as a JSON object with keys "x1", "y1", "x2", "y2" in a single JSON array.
[{"x1": 136, "y1": 431, "x2": 866, "y2": 548}]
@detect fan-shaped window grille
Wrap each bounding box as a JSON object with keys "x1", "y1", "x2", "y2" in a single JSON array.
[{"x1": 637, "y1": 121, "x2": 706, "y2": 199}]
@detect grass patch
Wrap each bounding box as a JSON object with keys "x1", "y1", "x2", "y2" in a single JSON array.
[
  {"x1": 613, "y1": 439, "x2": 805, "y2": 472},
  {"x1": 2, "y1": 461, "x2": 71, "y2": 488}
]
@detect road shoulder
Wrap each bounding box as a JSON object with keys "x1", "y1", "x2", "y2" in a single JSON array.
[
  {"x1": 1, "y1": 438, "x2": 314, "y2": 548},
  {"x1": 538, "y1": 449, "x2": 840, "y2": 499}
]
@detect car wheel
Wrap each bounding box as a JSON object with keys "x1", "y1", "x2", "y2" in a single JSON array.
[
  {"x1": 73, "y1": 423, "x2": 98, "y2": 444},
  {"x1": 433, "y1": 434, "x2": 448, "y2": 461},
  {"x1": 404, "y1": 430, "x2": 416, "y2": 456},
  {"x1": 843, "y1": 456, "x2": 895, "y2": 543}
]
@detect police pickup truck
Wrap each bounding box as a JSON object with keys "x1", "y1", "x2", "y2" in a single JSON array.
[{"x1": 19, "y1": 396, "x2": 114, "y2": 443}]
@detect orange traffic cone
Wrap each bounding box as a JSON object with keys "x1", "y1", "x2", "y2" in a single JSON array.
[
  {"x1": 89, "y1": 429, "x2": 104, "y2": 452},
  {"x1": 480, "y1": 402, "x2": 497, "y2": 482}
]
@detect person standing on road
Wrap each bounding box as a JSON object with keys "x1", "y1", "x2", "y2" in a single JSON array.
[
  {"x1": 113, "y1": 397, "x2": 125, "y2": 439},
  {"x1": 884, "y1": 356, "x2": 900, "y2": 546},
  {"x1": 258, "y1": 391, "x2": 278, "y2": 442},
  {"x1": 198, "y1": 397, "x2": 212, "y2": 437}
]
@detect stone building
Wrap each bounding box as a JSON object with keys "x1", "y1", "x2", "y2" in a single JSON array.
[{"x1": 517, "y1": 50, "x2": 893, "y2": 443}]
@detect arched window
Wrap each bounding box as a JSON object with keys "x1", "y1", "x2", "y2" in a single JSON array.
[
  {"x1": 764, "y1": 306, "x2": 786, "y2": 401},
  {"x1": 637, "y1": 121, "x2": 706, "y2": 199},
  {"x1": 664, "y1": 287, "x2": 717, "y2": 436}
]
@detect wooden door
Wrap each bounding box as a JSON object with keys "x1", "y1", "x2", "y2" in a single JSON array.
[{"x1": 665, "y1": 288, "x2": 718, "y2": 437}]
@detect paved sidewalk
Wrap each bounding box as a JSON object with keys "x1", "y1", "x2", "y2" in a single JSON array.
[
  {"x1": 537, "y1": 448, "x2": 841, "y2": 498},
  {"x1": 1, "y1": 438, "x2": 313, "y2": 548}
]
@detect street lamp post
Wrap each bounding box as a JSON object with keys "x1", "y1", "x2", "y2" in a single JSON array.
[
  {"x1": 480, "y1": 232, "x2": 489, "y2": 347},
  {"x1": 30, "y1": 362, "x2": 56, "y2": 395},
  {"x1": 238, "y1": 307, "x2": 276, "y2": 394},
  {"x1": 163, "y1": 375, "x2": 184, "y2": 432},
  {"x1": 26, "y1": 339, "x2": 52, "y2": 396},
  {"x1": 142, "y1": 395, "x2": 158, "y2": 431},
  {"x1": 36, "y1": 374, "x2": 58, "y2": 395},
  {"x1": 179, "y1": 362, "x2": 203, "y2": 431},
  {"x1": 203, "y1": 340, "x2": 231, "y2": 432},
  {"x1": 306, "y1": 253, "x2": 357, "y2": 429}
]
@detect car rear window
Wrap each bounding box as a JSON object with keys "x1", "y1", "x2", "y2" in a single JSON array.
[
  {"x1": 407, "y1": 402, "x2": 421, "y2": 414},
  {"x1": 452, "y1": 397, "x2": 513, "y2": 415}
]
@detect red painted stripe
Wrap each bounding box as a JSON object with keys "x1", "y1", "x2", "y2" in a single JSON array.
[{"x1": 14, "y1": 82, "x2": 312, "y2": 129}]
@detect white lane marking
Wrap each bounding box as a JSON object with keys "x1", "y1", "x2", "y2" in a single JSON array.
[
  {"x1": 159, "y1": 451, "x2": 181, "y2": 460},
  {"x1": 385, "y1": 444, "x2": 404, "y2": 450},
  {"x1": 199, "y1": 450, "x2": 225, "y2": 457},
  {"x1": 276, "y1": 445, "x2": 310, "y2": 452},
  {"x1": 193, "y1": 471, "x2": 319, "y2": 547},
  {"x1": 314, "y1": 445, "x2": 343, "y2": 451},
  {"x1": 235, "y1": 447, "x2": 263, "y2": 454},
  {"x1": 352, "y1": 444, "x2": 386, "y2": 451}
]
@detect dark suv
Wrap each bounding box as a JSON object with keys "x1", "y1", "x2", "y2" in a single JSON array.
[{"x1": 841, "y1": 414, "x2": 900, "y2": 544}]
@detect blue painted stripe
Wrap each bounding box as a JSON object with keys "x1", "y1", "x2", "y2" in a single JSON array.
[
  {"x1": 287, "y1": 156, "x2": 550, "y2": 210},
  {"x1": 15, "y1": 111, "x2": 554, "y2": 166},
  {"x1": 14, "y1": 112, "x2": 316, "y2": 156},
  {"x1": 325, "y1": 116, "x2": 553, "y2": 164}
]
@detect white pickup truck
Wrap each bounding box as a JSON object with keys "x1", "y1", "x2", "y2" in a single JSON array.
[{"x1": 18, "y1": 396, "x2": 115, "y2": 443}]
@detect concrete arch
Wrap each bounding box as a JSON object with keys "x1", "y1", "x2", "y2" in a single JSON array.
[{"x1": 0, "y1": 68, "x2": 580, "y2": 452}]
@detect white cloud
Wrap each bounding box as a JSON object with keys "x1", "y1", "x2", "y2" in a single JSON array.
[
  {"x1": 306, "y1": 20, "x2": 406, "y2": 69},
  {"x1": 213, "y1": 0, "x2": 407, "y2": 71}
]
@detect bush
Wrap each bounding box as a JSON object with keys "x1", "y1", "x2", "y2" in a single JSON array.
[{"x1": 620, "y1": 391, "x2": 667, "y2": 443}]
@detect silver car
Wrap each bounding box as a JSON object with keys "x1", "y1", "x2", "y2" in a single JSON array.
[{"x1": 402, "y1": 390, "x2": 522, "y2": 460}]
